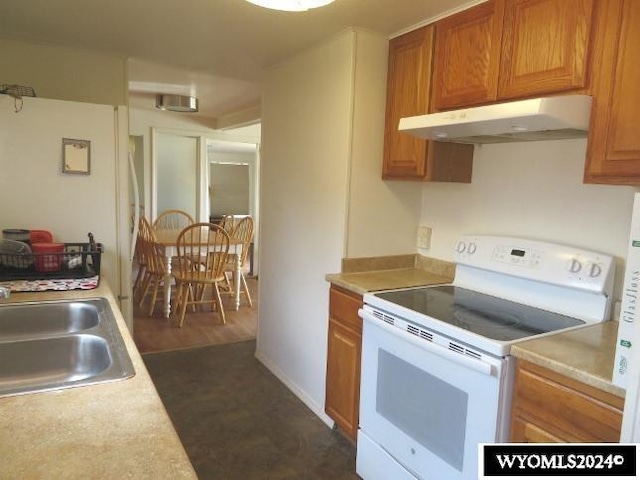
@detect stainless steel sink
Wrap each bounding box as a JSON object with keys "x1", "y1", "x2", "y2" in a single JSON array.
[
  {"x1": 0, "y1": 298, "x2": 135, "y2": 398},
  {"x1": 0, "y1": 301, "x2": 100, "y2": 342}
]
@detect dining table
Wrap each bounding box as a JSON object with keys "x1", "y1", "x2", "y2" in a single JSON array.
[{"x1": 153, "y1": 228, "x2": 244, "y2": 318}]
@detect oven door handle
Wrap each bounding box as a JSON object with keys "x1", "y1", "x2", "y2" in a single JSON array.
[{"x1": 360, "y1": 309, "x2": 495, "y2": 377}]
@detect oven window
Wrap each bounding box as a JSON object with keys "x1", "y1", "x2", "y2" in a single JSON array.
[{"x1": 376, "y1": 349, "x2": 468, "y2": 471}]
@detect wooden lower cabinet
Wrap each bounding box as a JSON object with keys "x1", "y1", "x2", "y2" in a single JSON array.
[
  {"x1": 510, "y1": 359, "x2": 623, "y2": 443},
  {"x1": 325, "y1": 286, "x2": 363, "y2": 442}
]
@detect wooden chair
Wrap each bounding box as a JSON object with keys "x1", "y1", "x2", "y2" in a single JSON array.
[
  {"x1": 172, "y1": 223, "x2": 230, "y2": 327},
  {"x1": 219, "y1": 214, "x2": 236, "y2": 233},
  {"x1": 136, "y1": 217, "x2": 168, "y2": 316},
  {"x1": 153, "y1": 209, "x2": 195, "y2": 231},
  {"x1": 222, "y1": 216, "x2": 254, "y2": 307}
]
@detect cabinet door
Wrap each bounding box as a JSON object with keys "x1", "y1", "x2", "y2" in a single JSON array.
[
  {"x1": 432, "y1": 0, "x2": 505, "y2": 110},
  {"x1": 383, "y1": 26, "x2": 474, "y2": 182},
  {"x1": 383, "y1": 26, "x2": 433, "y2": 179},
  {"x1": 498, "y1": 0, "x2": 595, "y2": 99},
  {"x1": 584, "y1": 0, "x2": 640, "y2": 184},
  {"x1": 325, "y1": 287, "x2": 363, "y2": 442},
  {"x1": 510, "y1": 360, "x2": 623, "y2": 443},
  {"x1": 325, "y1": 318, "x2": 362, "y2": 442}
]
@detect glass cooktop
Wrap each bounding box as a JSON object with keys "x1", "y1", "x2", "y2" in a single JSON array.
[{"x1": 374, "y1": 285, "x2": 585, "y2": 342}]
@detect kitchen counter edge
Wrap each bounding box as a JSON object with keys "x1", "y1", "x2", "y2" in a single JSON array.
[
  {"x1": 326, "y1": 255, "x2": 455, "y2": 295},
  {"x1": 0, "y1": 282, "x2": 197, "y2": 479},
  {"x1": 510, "y1": 321, "x2": 625, "y2": 399}
]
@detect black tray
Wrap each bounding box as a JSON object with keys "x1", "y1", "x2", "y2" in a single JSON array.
[{"x1": 0, "y1": 242, "x2": 102, "y2": 281}]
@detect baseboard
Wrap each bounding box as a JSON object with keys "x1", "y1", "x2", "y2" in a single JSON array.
[{"x1": 254, "y1": 348, "x2": 335, "y2": 429}]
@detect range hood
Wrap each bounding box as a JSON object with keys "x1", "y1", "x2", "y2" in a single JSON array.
[{"x1": 399, "y1": 94, "x2": 592, "y2": 144}]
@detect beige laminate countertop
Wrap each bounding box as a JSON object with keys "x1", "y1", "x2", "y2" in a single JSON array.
[
  {"x1": 326, "y1": 255, "x2": 455, "y2": 295},
  {"x1": 326, "y1": 268, "x2": 452, "y2": 295},
  {"x1": 0, "y1": 283, "x2": 197, "y2": 479},
  {"x1": 511, "y1": 321, "x2": 625, "y2": 398}
]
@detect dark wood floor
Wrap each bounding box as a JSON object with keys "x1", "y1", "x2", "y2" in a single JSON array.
[{"x1": 133, "y1": 274, "x2": 258, "y2": 354}]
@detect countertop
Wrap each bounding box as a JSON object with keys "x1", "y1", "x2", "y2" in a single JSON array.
[
  {"x1": 326, "y1": 254, "x2": 455, "y2": 295},
  {"x1": 0, "y1": 282, "x2": 197, "y2": 479},
  {"x1": 511, "y1": 321, "x2": 625, "y2": 398}
]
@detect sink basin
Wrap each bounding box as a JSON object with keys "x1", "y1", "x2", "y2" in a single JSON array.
[
  {"x1": 0, "y1": 335, "x2": 112, "y2": 390},
  {"x1": 0, "y1": 301, "x2": 100, "y2": 342},
  {"x1": 0, "y1": 298, "x2": 135, "y2": 398}
]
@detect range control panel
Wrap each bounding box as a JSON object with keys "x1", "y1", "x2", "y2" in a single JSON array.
[{"x1": 454, "y1": 235, "x2": 615, "y2": 294}]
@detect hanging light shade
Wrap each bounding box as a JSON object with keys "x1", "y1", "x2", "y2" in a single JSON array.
[
  {"x1": 246, "y1": 0, "x2": 335, "y2": 11},
  {"x1": 155, "y1": 94, "x2": 199, "y2": 113}
]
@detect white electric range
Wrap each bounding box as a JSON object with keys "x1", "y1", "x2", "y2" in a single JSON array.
[{"x1": 356, "y1": 235, "x2": 615, "y2": 480}]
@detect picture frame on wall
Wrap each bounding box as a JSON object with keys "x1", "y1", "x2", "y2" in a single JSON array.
[{"x1": 62, "y1": 138, "x2": 90, "y2": 174}]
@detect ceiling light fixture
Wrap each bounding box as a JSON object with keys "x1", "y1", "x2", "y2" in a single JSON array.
[
  {"x1": 155, "y1": 94, "x2": 199, "y2": 113},
  {"x1": 245, "y1": 0, "x2": 335, "y2": 12}
]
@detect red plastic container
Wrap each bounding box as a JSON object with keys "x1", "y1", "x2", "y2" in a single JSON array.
[
  {"x1": 30, "y1": 230, "x2": 53, "y2": 244},
  {"x1": 32, "y1": 242, "x2": 64, "y2": 272}
]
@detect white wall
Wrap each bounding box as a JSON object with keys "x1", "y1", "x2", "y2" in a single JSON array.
[
  {"x1": 0, "y1": 96, "x2": 120, "y2": 291},
  {"x1": 257, "y1": 28, "x2": 423, "y2": 422},
  {"x1": 419, "y1": 139, "x2": 638, "y2": 305},
  {"x1": 156, "y1": 133, "x2": 198, "y2": 217},
  {"x1": 346, "y1": 30, "x2": 423, "y2": 257},
  {"x1": 257, "y1": 31, "x2": 354, "y2": 422}
]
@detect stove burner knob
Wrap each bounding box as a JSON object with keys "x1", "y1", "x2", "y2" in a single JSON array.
[
  {"x1": 589, "y1": 263, "x2": 602, "y2": 278},
  {"x1": 569, "y1": 258, "x2": 582, "y2": 273},
  {"x1": 468, "y1": 242, "x2": 477, "y2": 254},
  {"x1": 456, "y1": 241, "x2": 467, "y2": 253}
]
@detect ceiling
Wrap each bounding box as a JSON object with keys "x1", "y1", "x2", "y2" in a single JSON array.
[{"x1": 0, "y1": 0, "x2": 477, "y2": 122}]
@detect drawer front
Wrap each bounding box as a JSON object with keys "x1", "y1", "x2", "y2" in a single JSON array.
[
  {"x1": 512, "y1": 361, "x2": 623, "y2": 442},
  {"x1": 329, "y1": 287, "x2": 363, "y2": 333}
]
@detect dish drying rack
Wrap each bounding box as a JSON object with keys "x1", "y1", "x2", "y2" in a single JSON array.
[{"x1": 0, "y1": 242, "x2": 103, "y2": 281}]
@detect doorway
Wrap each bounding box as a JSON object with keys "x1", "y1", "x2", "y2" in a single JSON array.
[
  {"x1": 207, "y1": 138, "x2": 260, "y2": 276},
  {"x1": 132, "y1": 125, "x2": 261, "y2": 353}
]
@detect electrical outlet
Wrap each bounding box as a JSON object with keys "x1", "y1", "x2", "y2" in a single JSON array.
[{"x1": 417, "y1": 226, "x2": 432, "y2": 249}]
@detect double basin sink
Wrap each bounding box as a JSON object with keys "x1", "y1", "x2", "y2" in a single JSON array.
[{"x1": 0, "y1": 298, "x2": 135, "y2": 398}]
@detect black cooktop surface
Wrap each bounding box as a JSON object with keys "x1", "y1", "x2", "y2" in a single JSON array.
[{"x1": 374, "y1": 285, "x2": 585, "y2": 342}]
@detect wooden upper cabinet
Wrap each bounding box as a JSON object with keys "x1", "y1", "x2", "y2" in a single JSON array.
[
  {"x1": 498, "y1": 0, "x2": 595, "y2": 99},
  {"x1": 584, "y1": 0, "x2": 640, "y2": 184},
  {"x1": 383, "y1": 26, "x2": 434, "y2": 179},
  {"x1": 432, "y1": 0, "x2": 505, "y2": 110},
  {"x1": 433, "y1": 0, "x2": 596, "y2": 110},
  {"x1": 383, "y1": 26, "x2": 474, "y2": 182}
]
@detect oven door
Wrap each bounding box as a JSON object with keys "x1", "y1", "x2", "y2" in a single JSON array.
[{"x1": 357, "y1": 308, "x2": 510, "y2": 480}]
